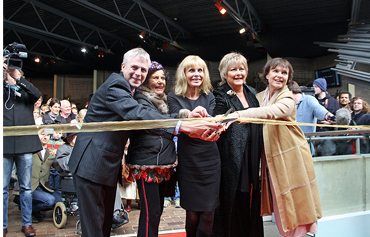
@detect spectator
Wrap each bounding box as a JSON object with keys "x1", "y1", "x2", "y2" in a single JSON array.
[
  {"x1": 33, "y1": 107, "x2": 43, "y2": 125},
  {"x1": 351, "y1": 97, "x2": 370, "y2": 153},
  {"x1": 71, "y1": 107, "x2": 78, "y2": 118},
  {"x1": 3, "y1": 60, "x2": 42, "y2": 237},
  {"x1": 313, "y1": 78, "x2": 339, "y2": 132},
  {"x1": 40, "y1": 103, "x2": 49, "y2": 115},
  {"x1": 34, "y1": 96, "x2": 43, "y2": 116},
  {"x1": 338, "y1": 91, "x2": 352, "y2": 110},
  {"x1": 77, "y1": 108, "x2": 87, "y2": 123},
  {"x1": 119, "y1": 140, "x2": 137, "y2": 213},
  {"x1": 13, "y1": 129, "x2": 62, "y2": 223},
  {"x1": 47, "y1": 132, "x2": 65, "y2": 189},
  {"x1": 289, "y1": 81, "x2": 333, "y2": 133},
  {"x1": 60, "y1": 100, "x2": 76, "y2": 123},
  {"x1": 68, "y1": 48, "x2": 220, "y2": 237},
  {"x1": 351, "y1": 97, "x2": 370, "y2": 124},
  {"x1": 42, "y1": 98, "x2": 66, "y2": 125}
]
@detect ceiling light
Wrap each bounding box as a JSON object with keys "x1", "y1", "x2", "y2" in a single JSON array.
[
  {"x1": 81, "y1": 47, "x2": 87, "y2": 53},
  {"x1": 34, "y1": 57, "x2": 40, "y2": 63},
  {"x1": 98, "y1": 52, "x2": 104, "y2": 58},
  {"x1": 239, "y1": 26, "x2": 249, "y2": 34},
  {"x1": 139, "y1": 30, "x2": 145, "y2": 39},
  {"x1": 215, "y1": 1, "x2": 227, "y2": 15}
]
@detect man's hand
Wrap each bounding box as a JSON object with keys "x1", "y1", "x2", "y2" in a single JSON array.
[
  {"x1": 188, "y1": 106, "x2": 209, "y2": 118},
  {"x1": 3, "y1": 61, "x2": 19, "y2": 85}
]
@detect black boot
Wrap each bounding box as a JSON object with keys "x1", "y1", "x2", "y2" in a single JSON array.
[{"x1": 196, "y1": 229, "x2": 212, "y2": 237}]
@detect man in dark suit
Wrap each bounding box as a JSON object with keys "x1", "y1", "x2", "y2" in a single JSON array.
[{"x1": 68, "y1": 47, "x2": 222, "y2": 237}]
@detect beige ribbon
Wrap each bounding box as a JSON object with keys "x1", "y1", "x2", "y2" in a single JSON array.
[{"x1": 3, "y1": 117, "x2": 370, "y2": 136}]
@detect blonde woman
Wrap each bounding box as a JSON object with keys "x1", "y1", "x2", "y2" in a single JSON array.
[{"x1": 168, "y1": 55, "x2": 221, "y2": 237}]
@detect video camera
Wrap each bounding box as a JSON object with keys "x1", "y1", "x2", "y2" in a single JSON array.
[{"x1": 3, "y1": 42, "x2": 28, "y2": 70}]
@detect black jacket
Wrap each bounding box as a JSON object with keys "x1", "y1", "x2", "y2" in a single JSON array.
[
  {"x1": 3, "y1": 77, "x2": 42, "y2": 155},
  {"x1": 127, "y1": 87, "x2": 177, "y2": 169},
  {"x1": 42, "y1": 112, "x2": 66, "y2": 125},
  {"x1": 316, "y1": 92, "x2": 339, "y2": 132},
  {"x1": 212, "y1": 83, "x2": 263, "y2": 237},
  {"x1": 68, "y1": 72, "x2": 176, "y2": 187}
]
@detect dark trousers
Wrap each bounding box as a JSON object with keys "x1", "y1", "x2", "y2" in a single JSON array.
[
  {"x1": 73, "y1": 174, "x2": 116, "y2": 237},
  {"x1": 137, "y1": 178, "x2": 167, "y2": 237}
]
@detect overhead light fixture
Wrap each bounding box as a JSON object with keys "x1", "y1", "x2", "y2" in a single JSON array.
[
  {"x1": 98, "y1": 52, "x2": 104, "y2": 58},
  {"x1": 139, "y1": 30, "x2": 145, "y2": 39},
  {"x1": 215, "y1": 1, "x2": 227, "y2": 15},
  {"x1": 50, "y1": 59, "x2": 55, "y2": 64},
  {"x1": 239, "y1": 26, "x2": 249, "y2": 34},
  {"x1": 81, "y1": 47, "x2": 87, "y2": 53},
  {"x1": 34, "y1": 57, "x2": 40, "y2": 63}
]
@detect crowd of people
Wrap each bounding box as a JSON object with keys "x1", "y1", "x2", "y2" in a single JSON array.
[{"x1": 4, "y1": 46, "x2": 370, "y2": 237}]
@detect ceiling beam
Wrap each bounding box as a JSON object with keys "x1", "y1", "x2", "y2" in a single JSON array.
[
  {"x1": 132, "y1": 0, "x2": 191, "y2": 39},
  {"x1": 69, "y1": 0, "x2": 187, "y2": 50},
  {"x1": 221, "y1": 0, "x2": 262, "y2": 34},
  {"x1": 4, "y1": 20, "x2": 111, "y2": 53},
  {"x1": 23, "y1": 0, "x2": 128, "y2": 47}
]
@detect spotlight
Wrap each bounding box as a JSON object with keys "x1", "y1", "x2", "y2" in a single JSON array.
[
  {"x1": 98, "y1": 52, "x2": 104, "y2": 58},
  {"x1": 50, "y1": 59, "x2": 55, "y2": 64},
  {"x1": 215, "y1": 1, "x2": 227, "y2": 15},
  {"x1": 139, "y1": 30, "x2": 145, "y2": 39},
  {"x1": 81, "y1": 47, "x2": 87, "y2": 53},
  {"x1": 239, "y1": 26, "x2": 248, "y2": 34},
  {"x1": 34, "y1": 57, "x2": 40, "y2": 63}
]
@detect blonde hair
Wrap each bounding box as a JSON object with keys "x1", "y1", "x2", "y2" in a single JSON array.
[
  {"x1": 77, "y1": 109, "x2": 87, "y2": 123},
  {"x1": 174, "y1": 55, "x2": 212, "y2": 97},
  {"x1": 218, "y1": 52, "x2": 248, "y2": 86}
]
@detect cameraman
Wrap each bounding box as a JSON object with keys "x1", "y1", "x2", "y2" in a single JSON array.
[{"x1": 3, "y1": 59, "x2": 42, "y2": 236}]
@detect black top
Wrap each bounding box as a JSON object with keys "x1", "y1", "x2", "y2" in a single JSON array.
[
  {"x1": 212, "y1": 83, "x2": 263, "y2": 237},
  {"x1": 167, "y1": 91, "x2": 220, "y2": 212},
  {"x1": 3, "y1": 77, "x2": 42, "y2": 155},
  {"x1": 69, "y1": 72, "x2": 175, "y2": 187}
]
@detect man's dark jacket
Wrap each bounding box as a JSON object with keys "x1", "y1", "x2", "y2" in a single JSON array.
[
  {"x1": 3, "y1": 77, "x2": 42, "y2": 155},
  {"x1": 68, "y1": 72, "x2": 175, "y2": 187}
]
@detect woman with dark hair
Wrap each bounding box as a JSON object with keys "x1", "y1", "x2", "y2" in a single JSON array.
[
  {"x1": 42, "y1": 98, "x2": 66, "y2": 125},
  {"x1": 212, "y1": 52, "x2": 263, "y2": 237},
  {"x1": 126, "y1": 61, "x2": 180, "y2": 237},
  {"x1": 228, "y1": 58, "x2": 322, "y2": 237}
]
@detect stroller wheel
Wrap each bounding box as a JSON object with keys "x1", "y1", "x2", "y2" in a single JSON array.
[
  {"x1": 76, "y1": 220, "x2": 82, "y2": 235},
  {"x1": 53, "y1": 202, "x2": 67, "y2": 228}
]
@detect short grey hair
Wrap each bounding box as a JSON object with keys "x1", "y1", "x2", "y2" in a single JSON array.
[
  {"x1": 60, "y1": 100, "x2": 71, "y2": 108},
  {"x1": 122, "y1": 48, "x2": 151, "y2": 68}
]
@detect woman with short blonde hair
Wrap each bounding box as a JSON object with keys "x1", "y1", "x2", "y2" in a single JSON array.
[{"x1": 218, "y1": 52, "x2": 248, "y2": 86}]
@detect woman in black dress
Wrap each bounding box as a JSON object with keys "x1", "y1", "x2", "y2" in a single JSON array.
[
  {"x1": 212, "y1": 52, "x2": 263, "y2": 237},
  {"x1": 168, "y1": 55, "x2": 221, "y2": 237}
]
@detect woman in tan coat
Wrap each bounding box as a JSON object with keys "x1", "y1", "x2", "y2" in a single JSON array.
[{"x1": 229, "y1": 58, "x2": 322, "y2": 237}]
